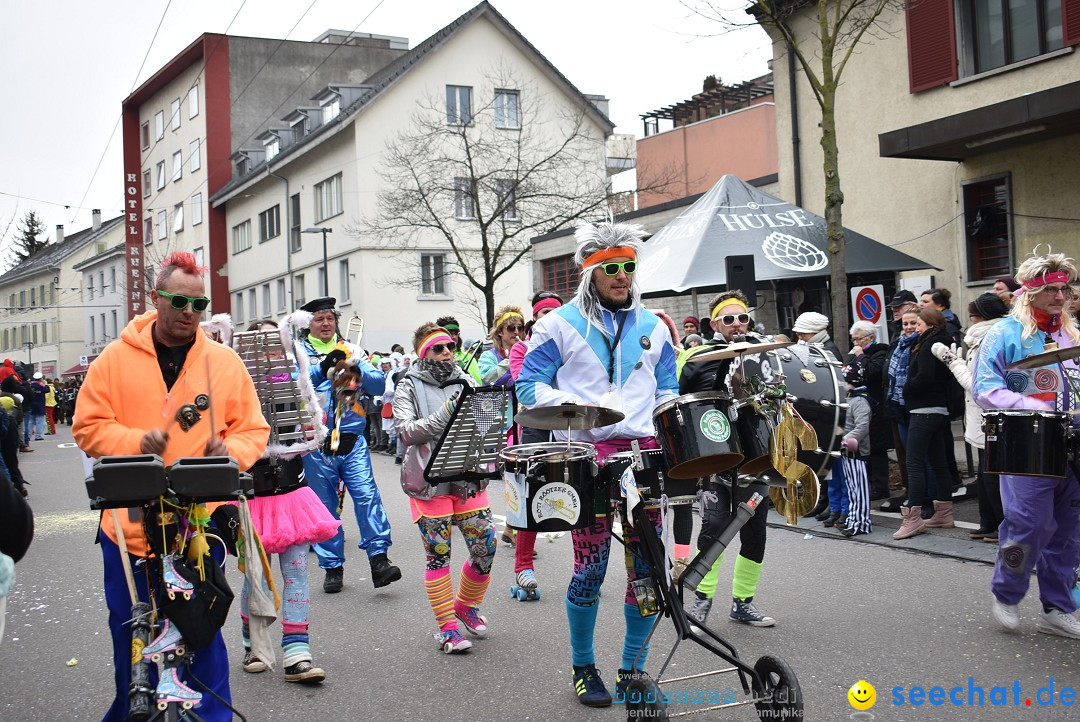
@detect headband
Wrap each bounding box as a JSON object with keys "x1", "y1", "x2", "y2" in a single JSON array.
[
  {"x1": 532, "y1": 297, "x2": 562, "y2": 317},
  {"x1": 710, "y1": 298, "x2": 749, "y2": 320},
  {"x1": 442, "y1": 322, "x2": 460, "y2": 332},
  {"x1": 417, "y1": 331, "x2": 454, "y2": 359},
  {"x1": 582, "y1": 246, "x2": 637, "y2": 270},
  {"x1": 1016, "y1": 271, "x2": 1071, "y2": 297},
  {"x1": 495, "y1": 311, "x2": 523, "y2": 328}
]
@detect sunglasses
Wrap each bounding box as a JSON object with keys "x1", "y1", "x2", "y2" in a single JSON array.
[
  {"x1": 600, "y1": 260, "x2": 636, "y2": 276},
  {"x1": 157, "y1": 290, "x2": 210, "y2": 312},
  {"x1": 505, "y1": 324, "x2": 525, "y2": 332},
  {"x1": 717, "y1": 313, "x2": 750, "y2": 326},
  {"x1": 427, "y1": 343, "x2": 452, "y2": 354}
]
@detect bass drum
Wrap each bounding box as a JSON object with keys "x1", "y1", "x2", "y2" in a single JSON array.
[{"x1": 728, "y1": 341, "x2": 846, "y2": 479}]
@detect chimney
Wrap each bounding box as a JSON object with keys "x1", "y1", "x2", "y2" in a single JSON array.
[
  {"x1": 92, "y1": 209, "x2": 101, "y2": 231},
  {"x1": 56, "y1": 225, "x2": 64, "y2": 245}
]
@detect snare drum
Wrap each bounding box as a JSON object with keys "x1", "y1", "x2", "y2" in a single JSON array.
[
  {"x1": 653, "y1": 392, "x2": 743, "y2": 479},
  {"x1": 603, "y1": 449, "x2": 701, "y2": 508},
  {"x1": 733, "y1": 404, "x2": 776, "y2": 476},
  {"x1": 501, "y1": 442, "x2": 598, "y2": 532},
  {"x1": 983, "y1": 410, "x2": 1070, "y2": 478}
]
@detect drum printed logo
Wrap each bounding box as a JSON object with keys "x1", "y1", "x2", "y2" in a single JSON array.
[
  {"x1": 532, "y1": 483, "x2": 581, "y2": 525},
  {"x1": 700, "y1": 410, "x2": 732, "y2": 443},
  {"x1": 1033, "y1": 369, "x2": 1057, "y2": 391},
  {"x1": 1006, "y1": 372, "x2": 1029, "y2": 392}
]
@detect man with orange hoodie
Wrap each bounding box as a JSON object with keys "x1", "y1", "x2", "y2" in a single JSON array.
[{"x1": 74, "y1": 251, "x2": 268, "y2": 722}]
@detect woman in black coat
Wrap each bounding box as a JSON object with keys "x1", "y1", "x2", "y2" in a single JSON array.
[{"x1": 893, "y1": 307, "x2": 955, "y2": 540}]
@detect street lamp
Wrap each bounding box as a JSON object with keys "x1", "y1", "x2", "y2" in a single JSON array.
[{"x1": 302, "y1": 227, "x2": 332, "y2": 296}]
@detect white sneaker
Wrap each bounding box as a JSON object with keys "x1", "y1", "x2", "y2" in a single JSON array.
[
  {"x1": 991, "y1": 597, "x2": 1020, "y2": 632},
  {"x1": 1036, "y1": 609, "x2": 1080, "y2": 639}
]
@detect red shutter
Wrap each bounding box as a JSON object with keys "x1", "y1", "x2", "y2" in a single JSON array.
[
  {"x1": 1064, "y1": 0, "x2": 1080, "y2": 46},
  {"x1": 906, "y1": 0, "x2": 958, "y2": 93}
]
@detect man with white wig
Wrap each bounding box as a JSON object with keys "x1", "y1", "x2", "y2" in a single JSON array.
[
  {"x1": 517, "y1": 220, "x2": 679, "y2": 707},
  {"x1": 973, "y1": 250, "x2": 1080, "y2": 639}
]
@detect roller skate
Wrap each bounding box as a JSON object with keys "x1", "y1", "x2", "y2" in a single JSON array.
[
  {"x1": 435, "y1": 628, "x2": 472, "y2": 654},
  {"x1": 142, "y1": 618, "x2": 185, "y2": 662},
  {"x1": 155, "y1": 667, "x2": 202, "y2": 710},
  {"x1": 162, "y1": 554, "x2": 193, "y2": 601},
  {"x1": 509, "y1": 569, "x2": 541, "y2": 601}
]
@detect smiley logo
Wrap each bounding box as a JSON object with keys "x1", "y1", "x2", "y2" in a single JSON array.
[{"x1": 848, "y1": 680, "x2": 876, "y2": 710}]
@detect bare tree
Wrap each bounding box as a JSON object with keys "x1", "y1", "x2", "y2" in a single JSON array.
[
  {"x1": 690, "y1": 0, "x2": 900, "y2": 353},
  {"x1": 355, "y1": 69, "x2": 675, "y2": 327}
]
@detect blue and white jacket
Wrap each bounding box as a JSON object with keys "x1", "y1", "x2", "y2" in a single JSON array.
[
  {"x1": 972, "y1": 316, "x2": 1079, "y2": 419},
  {"x1": 516, "y1": 300, "x2": 679, "y2": 442}
]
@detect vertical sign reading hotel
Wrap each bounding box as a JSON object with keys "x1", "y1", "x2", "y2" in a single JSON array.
[{"x1": 124, "y1": 172, "x2": 144, "y2": 320}]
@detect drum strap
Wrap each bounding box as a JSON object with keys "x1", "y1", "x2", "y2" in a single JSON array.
[{"x1": 603, "y1": 310, "x2": 631, "y2": 385}]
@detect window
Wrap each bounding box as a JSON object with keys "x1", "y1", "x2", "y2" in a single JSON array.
[
  {"x1": 191, "y1": 193, "x2": 203, "y2": 226},
  {"x1": 446, "y1": 85, "x2": 473, "y2": 125},
  {"x1": 39, "y1": 284, "x2": 45, "y2": 306},
  {"x1": 234, "y1": 293, "x2": 244, "y2": 323},
  {"x1": 420, "y1": 253, "x2": 447, "y2": 296},
  {"x1": 964, "y1": 0, "x2": 1064, "y2": 74},
  {"x1": 18, "y1": 290, "x2": 25, "y2": 307},
  {"x1": 317, "y1": 267, "x2": 327, "y2": 297},
  {"x1": 154, "y1": 110, "x2": 164, "y2": 140},
  {"x1": 172, "y1": 151, "x2": 183, "y2": 181},
  {"x1": 190, "y1": 139, "x2": 201, "y2": 172},
  {"x1": 454, "y1": 177, "x2": 476, "y2": 219},
  {"x1": 265, "y1": 137, "x2": 279, "y2": 160},
  {"x1": 963, "y1": 173, "x2": 1013, "y2": 281},
  {"x1": 339, "y1": 259, "x2": 350, "y2": 302},
  {"x1": 111, "y1": 311, "x2": 118, "y2": 338},
  {"x1": 41, "y1": 322, "x2": 47, "y2": 344},
  {"x1": 90, "y1": 316, "x2": 95, "y2": 341},
  {"x1": 322, "y1": 97, "x2": 340, "y2": 124},
  {"x1": 194, "y1": 247, "x2": 204, "y2": 267},
  {"x1": 2, "y1": 331, "x2": 6, "y2": 351},
  {"x1": 188, "y1": 84, "x2": 199, "y2": 118},
  {"x1": 144, "y1": 218, "x2": 153, "y2": 244},
  {"x1": 541, "y1": 254, "x2": 581, "y2": 299},
  {"x1": 30, "y1": 287, "x2": 36, "y2": 306},
  {"x1": 143, "y1": 170, "x2": 151, "y2": 197},
  {"x1": 156, "y1": 161, "x2": 166, "y2": 190},
  {"x1": 156, "y1": 210, "x2": 167, "y2": 240},
  {"x1": 100, "y1": 313, "x2": 106, "y2": 342},
  {"x1": 494, "y1": 89, "x2": 520, "y2": 129},
  {"x1": 248, "y1": 289, "x2": 256, "y2": 320},
  {"x1": 262, "y1": 283, "x2": 271, "y2": 315},
  {"x1": 259, "y1": 205, "x2": 280, "y2": 242},
  {"x1": 233, "y1": 220, "x2": 252, "y2": 254},
  {"x1": 496, "y1": 179, "x2": 518, "y2": 220},
  {"x1": 99, "y1": 272, "x2": 104, "y2": 297},
  {"x1": 110, "y1": 266, "x2": 116, "y2": 291},
  {"x1": 289, "y1": 193, "x2": 302, "y2": 252},
  {"x1": 294, "y1": 274, "x2": 306, "y2": 309},
  {"x1": 173, "y1": 203, "x2": 184, "y2": 233},
  {"x1": 141, "y1": 121, "x2": 150, "y2": 149},
  {"x1": 170, "y1": 99, "x2": 181, "y2": 130},
  {"x1": 276, "y1": 278, "x2": 287, "y2": 311},
  {"x1": 314, "y1": 173, "x2": 342, "y2": 222}
]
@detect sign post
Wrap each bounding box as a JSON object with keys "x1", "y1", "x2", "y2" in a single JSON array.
[{"x1": 849, "y1": 284, "x2": 889, "y2": 343}]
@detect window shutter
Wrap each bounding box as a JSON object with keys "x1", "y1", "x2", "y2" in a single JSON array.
[
  {"x1": 1064, "y1": 0, "x2": 1080, "y2": 46},
  {"x1": 906, "y1": 0, "x2": 958, "y2": 93}
]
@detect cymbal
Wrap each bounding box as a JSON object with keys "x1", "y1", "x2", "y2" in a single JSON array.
[
  {"x1": 687, "y1": 339, "x2": 794, "y2": 363},
  {"x1": 515, "y1": 403, "x2": 625, "y2": 431},
  {"x1": 1004, "y1": 344, "x2": 1080, "y2": 370}
]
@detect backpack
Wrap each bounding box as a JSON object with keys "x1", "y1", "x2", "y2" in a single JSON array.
[{"x1": 946, "y1": 372, "x2": 965, "y2": 420}]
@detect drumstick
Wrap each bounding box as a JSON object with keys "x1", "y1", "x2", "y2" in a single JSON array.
[{"x1": 205, "y1": 355, "x2": 217, "y2": 454}]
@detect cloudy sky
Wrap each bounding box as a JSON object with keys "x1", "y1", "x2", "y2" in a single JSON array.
[{"x1": 0, "y1": 0, "x2": 770, "y2": 247}]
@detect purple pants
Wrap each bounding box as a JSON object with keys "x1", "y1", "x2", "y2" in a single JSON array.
[{"x1": 992, "y1": 471, "x2": 1080, "y2": 612}]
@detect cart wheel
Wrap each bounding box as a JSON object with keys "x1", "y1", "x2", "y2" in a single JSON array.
[
  {"x1": 623, "y1": 677, "x2": 669, "y2": 722},
  {"x1": 753, "y1": 654, "x2": 802, "y2": 721}
]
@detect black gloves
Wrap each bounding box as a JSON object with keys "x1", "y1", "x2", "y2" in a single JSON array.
[{"x1": 320, "y1": 349, "x2": 347, "y2": 377}]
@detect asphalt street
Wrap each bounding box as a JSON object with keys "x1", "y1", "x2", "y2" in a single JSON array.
[{"x1": 1, "y1": 426, "x2": 1078, "y2": 721}]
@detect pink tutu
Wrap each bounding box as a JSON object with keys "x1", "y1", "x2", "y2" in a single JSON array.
[{"x1": 242, "y1": 486, "x2": 340, "y2": 554}]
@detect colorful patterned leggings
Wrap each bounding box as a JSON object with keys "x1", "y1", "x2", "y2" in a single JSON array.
[
  {"x1": 417, "y1": 507, "x2": 497, "y2": 631},
  {"x1": 241, "y1": 543, "x2": 312, "y2": 666}
]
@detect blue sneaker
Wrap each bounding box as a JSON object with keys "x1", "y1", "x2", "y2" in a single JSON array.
[{"x1": 573, "y1": 664, "x2": 612, "y2": 707}]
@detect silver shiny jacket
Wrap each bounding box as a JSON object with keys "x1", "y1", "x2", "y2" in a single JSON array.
[{"x1": 391, "y1": 363, "x2": 484, "y2": 500}]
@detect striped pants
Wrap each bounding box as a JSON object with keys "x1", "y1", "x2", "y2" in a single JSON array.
[{"x1": 842, "y1": 456, "x2": 872, "y2": 534}]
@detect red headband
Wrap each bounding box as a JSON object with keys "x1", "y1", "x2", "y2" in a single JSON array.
[
  {"x1": 532, "y1": 297, "x2": 562, "y2": 317},
  {"x1": 1017, "y1": 271, "x2": 1070, "y2": 296}
]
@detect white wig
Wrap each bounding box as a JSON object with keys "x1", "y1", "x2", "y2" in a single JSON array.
[{"x1": 572, "y1": 219, "x2": 647, "y2": 333}]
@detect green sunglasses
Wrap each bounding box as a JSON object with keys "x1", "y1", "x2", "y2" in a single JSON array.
[
  {"x1": 600, "y1": 260, "x2": 636, "y2": 276},
  {"x1": 157, "y1": 290, "x2": 210, "y2": 312}
]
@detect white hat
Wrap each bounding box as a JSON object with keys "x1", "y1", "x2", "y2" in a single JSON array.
[
  {"x1": 13, "y1": 393, "x2": 23, "y2": 403},
  {"x1": 33, "y1": 372, "x2": 43, "y2": 380},
  {"x1": 791, "y1": 312, "x2": 830, "y2": 334}
]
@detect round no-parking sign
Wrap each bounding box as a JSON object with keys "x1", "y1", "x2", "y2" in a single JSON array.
[{"x1": 854, "y1": 287, "x2": 883, "y2": 324}]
